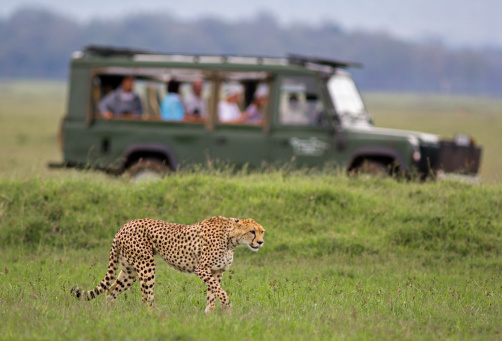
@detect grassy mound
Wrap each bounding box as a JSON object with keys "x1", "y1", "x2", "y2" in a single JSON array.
[{"x1": 1, "y1": 170, "x2": 500, "y2": 259}]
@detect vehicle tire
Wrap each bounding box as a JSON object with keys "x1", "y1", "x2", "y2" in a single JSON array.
[
  {"x1": 352, "y1": 160, "x2": 389, "y2": 177},
  {"x1": 128, "y1": 158, "x2": 170, "y2": 183}
]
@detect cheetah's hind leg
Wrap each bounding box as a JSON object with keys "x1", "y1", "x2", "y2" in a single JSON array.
[
  {"x1": 70, "y1": 285, "x2": 84, "y2": 300},
  {"x1": 70, "y1": 239, "x2": 120, "y2": 302},
  {"x1": 135, "y1": 255, "x2": 156, "y2": 306},
  {"x1": 106, "y1": 256, "x2": 138, "y2": 303}
]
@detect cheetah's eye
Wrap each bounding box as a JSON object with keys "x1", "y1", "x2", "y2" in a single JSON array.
[{"x1": 250, "y1": 230, "x2": 255, "y2": 235}]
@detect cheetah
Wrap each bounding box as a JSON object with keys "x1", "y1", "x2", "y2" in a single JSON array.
[{"x1": 70, "y1": 216, "x2": 265, "y2": 313}]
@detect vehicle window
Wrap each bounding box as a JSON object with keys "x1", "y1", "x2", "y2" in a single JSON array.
[
  {"x1": 92, "y1": 69, "x2": 211, "y2": 124},
  {"x1": 217, "y1": 73, "x2": 269, "y2": 125},
  {"x1": 279, "y1": 77, "x2": 324, "y2": 126},
  {"x1": 161, "y1": 78, "x2": 210, "y2": 123},
  {"x1": 327, "y1": 71, "x2": 365, "y2": 118}
]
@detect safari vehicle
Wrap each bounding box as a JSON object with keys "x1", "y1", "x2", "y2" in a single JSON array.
[{"x1": 51, "y1": 45, "x2": 482, "y2": 178}]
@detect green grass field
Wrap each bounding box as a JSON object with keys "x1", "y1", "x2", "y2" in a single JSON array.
[
  {"x1": 1, "y1": 174, "x2": 501, "y2": 340},
  {"x1": 0, "y1": 81, "x2": 502, "y2": 340},
  {"x1": 0, "y1": 80, "x2": 65, "y2": 179}
]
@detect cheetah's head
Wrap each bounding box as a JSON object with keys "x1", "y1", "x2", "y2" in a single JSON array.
[{"x1": 230, "y1": 218, "x2": 265, "y2": 251}]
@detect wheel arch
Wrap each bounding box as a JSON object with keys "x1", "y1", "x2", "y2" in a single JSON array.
[
  {"x1": 347, "y1": 147, "x2": 407, "y2": 173},
  {"x1": 121, "y1": 144, "x2": 178, "y2": 171}
]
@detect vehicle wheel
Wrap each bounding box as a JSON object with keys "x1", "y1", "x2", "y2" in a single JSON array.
[
  {"x1": 128, "y1": 158, "x2": 170, "y2": 183},
  {"x1": 352, "y1": 160, "x2": 389, "y2": 177}
]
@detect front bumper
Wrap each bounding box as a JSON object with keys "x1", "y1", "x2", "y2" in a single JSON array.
[
  {"x1": 437, "y1": 141, "x2": 482, "y2": 175},
  {"x1": 417, "y1": 141, "x2": 482, "y2": 176}
]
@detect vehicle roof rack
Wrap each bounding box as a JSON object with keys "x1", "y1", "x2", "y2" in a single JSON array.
[
  {"x1": 81, "y1": 45, "x2": 361, "y2": 69},
  {"x1": 83, "y1": 45, "x2": 284, "y2": 60},
  {"x1": 83, "y1": 45, "x2": 157, "y2": 56},
  {"x1": 287, "y1": 53, "x2": 362, "y2": 69}
]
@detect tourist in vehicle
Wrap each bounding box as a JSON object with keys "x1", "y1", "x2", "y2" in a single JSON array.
[
  {"x1": 98, "y1": 76, "x2": 143, "y2": 118},
  {"x1": 244, "y1": 84, "x2": 268, "y2": 124},
  {"x1": 160, "y1": 79, "x2": 184, "y2": 121},
  {"x1": 183, "y1": 79, "x2": 206, "y2": 121},
  {"x1": 218, "y1": 82, "x2": 248, "y2": 123},
  {"x1": 280, "y1": 93, "x2": 309, "y2": 125}
]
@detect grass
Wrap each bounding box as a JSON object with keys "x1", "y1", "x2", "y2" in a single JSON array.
[
  {"x1": 1, "y1": 80, "x2": 502, "y2": 340},
  {"x1": 0, "y1": 80, "x2": 65, "y2": 179},
  {"x1": 1, "y1": 173, "x2": 502, "y2": 340},
  {"x1": 1, "y1": 247, "x2": 500, "y2": 340}
]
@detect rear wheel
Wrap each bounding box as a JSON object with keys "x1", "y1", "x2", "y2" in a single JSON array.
[{"x1": 128, "y1": 158, "x2": 171, "y2": 182}]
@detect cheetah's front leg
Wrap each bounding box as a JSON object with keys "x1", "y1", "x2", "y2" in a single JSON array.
[
  {"x1": 205, "y1": 270, "x2": 227, "y2": 312},
  {"x1": 195, "y1": 267, "x2": 230, "y2": 313}
]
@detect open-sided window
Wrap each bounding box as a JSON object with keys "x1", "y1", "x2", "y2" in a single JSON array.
[
  {"x1": 216, "y1": 72, "x2": 272, "y2": 126},
  {"x1": 278, "y1": 76, "x2": 325, "y2": 127},
  {"x1": 90, "y1": 68, "x2": 212, "y2": 124}
]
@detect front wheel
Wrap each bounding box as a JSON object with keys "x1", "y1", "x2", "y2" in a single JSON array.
[
  {"x1": 351, "y1": 160, "x2": 390, "y2": 177},
  {"x1": 128, "y1": 158, "x2": 171, "y2": 182}
]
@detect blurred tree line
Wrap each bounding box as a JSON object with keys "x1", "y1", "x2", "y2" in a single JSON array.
[{"x1": 1, "y1": 8, "x2": 501, "y2": 95}]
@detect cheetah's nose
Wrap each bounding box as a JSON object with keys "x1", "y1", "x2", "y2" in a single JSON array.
[{"x1": 257, "y1": 241, "x2": 264, "y2": 245}]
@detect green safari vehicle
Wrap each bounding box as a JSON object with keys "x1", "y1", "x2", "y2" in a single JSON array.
[{"x1": 51, "y1": 45, "x2": 482, "y2": 179}]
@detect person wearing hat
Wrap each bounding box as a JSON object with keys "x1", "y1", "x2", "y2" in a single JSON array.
[
  {"x1": 244, "y1": 84, "x2": 268, "y2": 124},
  {"x1": 218, "y1": 82, "x2": 247, "y2": 123}
]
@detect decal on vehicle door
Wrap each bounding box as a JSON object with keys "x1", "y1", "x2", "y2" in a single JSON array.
[{"x1": 289, "y1": 137, "x2": 330, "y2": 156}]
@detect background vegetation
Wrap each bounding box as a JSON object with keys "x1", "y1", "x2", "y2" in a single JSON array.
[
  {"x1": 0, "y1": 81, "x2": 501, "y2": 340},
  {"x1": 1, "y1": 8, "x2": 502, "y2": 95}
]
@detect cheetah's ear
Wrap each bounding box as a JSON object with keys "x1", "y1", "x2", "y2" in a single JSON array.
[{"x1": 228, "y1": 219, "x2": 245, "y2": 238}]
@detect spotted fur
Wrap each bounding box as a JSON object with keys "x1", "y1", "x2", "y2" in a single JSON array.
[{"x1": 70, "y1": 216, "x2": 265, "y2": 313}]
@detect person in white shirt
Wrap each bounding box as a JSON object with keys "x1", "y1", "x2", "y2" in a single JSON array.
[
  {"x1": 218, "y1": 82, "x2": 247, "y2": 123},
  {"x1": 183, "y1": 79, "x2": 207, "y2": 121}
]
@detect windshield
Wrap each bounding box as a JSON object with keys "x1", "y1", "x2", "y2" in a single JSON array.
[{"x1": 327, "y1": 71, "x2": 366, "y2": 119}]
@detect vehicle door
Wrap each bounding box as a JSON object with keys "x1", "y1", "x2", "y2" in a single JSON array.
[{"x1": 269, "y1": 75, "x2": 335, "y2": 168}]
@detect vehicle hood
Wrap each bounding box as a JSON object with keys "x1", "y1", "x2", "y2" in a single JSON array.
[{"x1": 344, "y1": 123, "x2": 440, "y2": 145}]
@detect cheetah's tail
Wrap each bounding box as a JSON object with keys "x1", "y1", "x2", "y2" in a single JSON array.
[{"x1": 70, "y1": 238, "x2": 120, "y2": 301}]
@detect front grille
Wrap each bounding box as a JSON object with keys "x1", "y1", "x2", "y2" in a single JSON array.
[{"x1": 438, "y1": 141, "x2": 482, "y2": 175}]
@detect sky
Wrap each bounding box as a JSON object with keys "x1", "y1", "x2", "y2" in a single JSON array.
[{"x1": 1, "y1": 0, "x2": 501, "y2": 48}]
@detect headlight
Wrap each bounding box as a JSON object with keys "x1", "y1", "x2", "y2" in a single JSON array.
[
  {"x1": 413, "y1": 151, "x2": 421, "y2": 162},
  {"x1": 408, "y1": 136, "x2": 421, "y2": 162}
]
